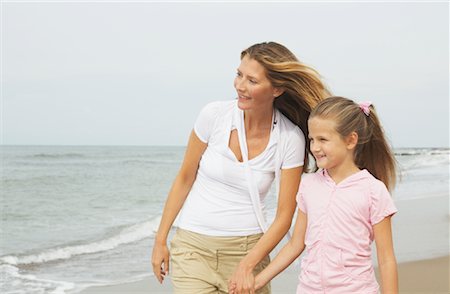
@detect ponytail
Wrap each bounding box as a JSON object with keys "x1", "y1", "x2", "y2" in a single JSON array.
[{"x1": 355, "y1": 105, "x2": 397, "y2": 191}]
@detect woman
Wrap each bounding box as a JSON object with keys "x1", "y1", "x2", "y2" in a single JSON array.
[{"x1": 151, "y1": 41, "x2": 330, "y2": 294}]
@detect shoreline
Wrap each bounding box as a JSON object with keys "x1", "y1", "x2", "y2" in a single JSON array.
[{"x1": 77, "y1": 255, "x2": 449, "y2": 294}]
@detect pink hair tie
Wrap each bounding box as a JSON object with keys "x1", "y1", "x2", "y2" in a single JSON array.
[{"x1": 358, "y1": 101, "x2": 372, "y2": 116}]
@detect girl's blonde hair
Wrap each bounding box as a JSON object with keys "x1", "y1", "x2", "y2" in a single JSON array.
[
  {"x1": 241, "y1": 42, "x2": 330, "y2": 172},
  {"x1": 310, "y1": 96, "x2": 397, "y2": 191}
]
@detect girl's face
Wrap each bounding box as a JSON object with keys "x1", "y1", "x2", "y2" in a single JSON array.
[
  {"x1": 234, "y1": 55, "x2": 282, "y2": 112},
  {"x1": 308, "y1": 117, "x2": 355, "y2": 173}
]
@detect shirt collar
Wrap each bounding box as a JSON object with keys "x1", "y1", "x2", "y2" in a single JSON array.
[{"x1": 320, "y1": 168, "x2": 370, "y2": 187}]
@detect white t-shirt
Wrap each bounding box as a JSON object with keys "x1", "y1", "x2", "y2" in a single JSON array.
[{"x1": 177, "y1": 100, "x2": 305, "y2": 236}]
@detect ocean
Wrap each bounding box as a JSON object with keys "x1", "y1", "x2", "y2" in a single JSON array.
[{"x1": 1, "y1": 146, "x2": 449, "y2": 294}]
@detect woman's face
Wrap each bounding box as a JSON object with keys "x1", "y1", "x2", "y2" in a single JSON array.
[{"x1": 234, "y1": 55, "x2": 281, "y2": 112}]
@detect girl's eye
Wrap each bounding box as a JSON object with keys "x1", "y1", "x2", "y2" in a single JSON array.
[
  {"x1": 249, "y1": 79, "x2": 257, "y2": 84},
  {"x1": 236, "y1": 72, "x2": 242, "y2": 77}
]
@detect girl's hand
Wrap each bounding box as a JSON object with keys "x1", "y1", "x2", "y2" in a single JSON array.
[
  {"x1": 228, "y1": 262, "x2": 255, "y2": 294},
  {"x1": 228, "y1": 281, "x2": 236, "y2": 293},
  {"x1": 151, "y1": 241, "x2": 170, "y2": 283},
  {"x1": 254, "y1": 274, "x2": 264, "y2": 291}
]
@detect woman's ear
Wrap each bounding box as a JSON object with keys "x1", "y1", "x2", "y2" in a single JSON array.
[
  {"x1": 346, "y1": 132, "x2": 358, "y2": 150},
  {"x1": 273, "y1": 87, "x2": 285, "y2": 98}
]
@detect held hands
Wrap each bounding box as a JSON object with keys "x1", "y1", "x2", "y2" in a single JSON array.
[
  {"x1": 228, "y1": 277, "x2": 263, "y2": 294},
  {"x1": 228, "y1": 262, "x2": 256, "y2": 294},
  {"x1": 151, "y1": 240, "x2": 169, "y2": 284}
]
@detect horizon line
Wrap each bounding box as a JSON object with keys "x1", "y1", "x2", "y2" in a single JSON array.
[{"x1": 1, "y1": 144, "x2": 449, "y2": 149}]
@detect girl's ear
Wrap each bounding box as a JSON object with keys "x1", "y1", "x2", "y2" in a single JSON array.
[{"x1": 346, "y1": 131, "x2": 358, "y2": 150}]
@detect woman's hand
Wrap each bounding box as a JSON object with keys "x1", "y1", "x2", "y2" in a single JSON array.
[
  {"x1": 151, "y1": 240, "x2": 170, "y2": 283},
  {"x1": 228, "y1": 262, "x2": 256, "y2": 294}
]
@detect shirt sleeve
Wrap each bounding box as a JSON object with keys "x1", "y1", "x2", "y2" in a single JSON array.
[
  {"x1": 193, "y1": 101, "x2": 222, "y2": 143},
  {"x1": 281, "y1": 126, "x2": 306, "y2": 169},
  {"x1": 369, "y1": 181, "x2": 398, "y2": 225},
  {"x1": 296, "y1": 175, "x2": 307, "y2": 214}
]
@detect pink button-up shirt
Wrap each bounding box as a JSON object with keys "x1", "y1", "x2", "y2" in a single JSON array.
[{"x1": 297, "y1": 169, "x2": 397, "y2": 293}]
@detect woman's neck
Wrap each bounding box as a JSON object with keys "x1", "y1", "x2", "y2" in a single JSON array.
[{"x1": 243, "y1": 106, "x2": 274, "y2": 132}]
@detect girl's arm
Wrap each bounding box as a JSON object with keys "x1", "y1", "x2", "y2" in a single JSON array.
[
  {"x1": 373, "y1": 216, "x2": 398, "y2": 294},
  {"x1": 255, "y1": 209, "x2": 307, "y2": 290},
  {"x1": 151, "y1": 131, "x2": 207, "y2": 283},
  {"x1": 228, "y1": 167, "x2": 302, "y2": 293}
]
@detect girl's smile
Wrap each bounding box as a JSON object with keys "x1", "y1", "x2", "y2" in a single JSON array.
[{"x1": 308, "y1": 117, "x2": 359, "y2": 183}]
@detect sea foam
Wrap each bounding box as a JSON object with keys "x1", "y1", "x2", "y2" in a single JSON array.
[{"x1": 0, "y1": 216, "x2": 161, "y2": 266}]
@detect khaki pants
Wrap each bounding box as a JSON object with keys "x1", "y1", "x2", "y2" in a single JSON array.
[{"x1": 170, "y1": 228, "x2": 271, "y2": 294}]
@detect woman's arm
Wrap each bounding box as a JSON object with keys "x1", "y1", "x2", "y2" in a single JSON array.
[
  {"x1": 373, "y1": 216, "x2": 398, "y2": 294},
  {"x1": 255, "y1": 209, "x2": 307, "y2": 290},
  {"x1": 151, "y1": 130, "x2": 207, "y2": 283},
  {"x1": 229, "y1": 166, "x2": 302, "y2": 293}
]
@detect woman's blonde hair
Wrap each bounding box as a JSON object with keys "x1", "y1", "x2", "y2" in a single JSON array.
[
  {"x1": 310, "y1": 96, "x2": 397, "y2": 191},
  {"x1": 241, "y1": 42, "x2": 330, "y2": 171}
]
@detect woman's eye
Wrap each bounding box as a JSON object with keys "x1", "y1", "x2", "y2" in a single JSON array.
[{"x1": 249, "y1": 79, "x2": 257, "y2": 84}]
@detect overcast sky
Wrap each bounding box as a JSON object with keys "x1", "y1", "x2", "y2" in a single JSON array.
[{"x1": 2, "y1": 1, "x2": 449, "y2": 148}]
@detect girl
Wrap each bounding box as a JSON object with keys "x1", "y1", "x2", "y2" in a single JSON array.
[
  {"x1": 251, "y1": 96, "x2": 398, "y2": 293},
  {"x1": 151, "y1": 42, "x2": 330, "y2": 294}
]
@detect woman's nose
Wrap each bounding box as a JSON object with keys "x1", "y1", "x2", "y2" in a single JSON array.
[{"x1": 234, "y1": 77, "x2": 245, "y2": 91}]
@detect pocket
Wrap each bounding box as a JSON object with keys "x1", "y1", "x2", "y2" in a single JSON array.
[
  {"x1": 169, "y1": 232, "x2": 211, "y2": 262},
  {"x1": 169, "y1": 231, "x2": 207, "y2": 277},
  {"x1": 170, "y1": 247, "x2": 200, "y2": 261},
  {"x1": 300, "y1": 245, "x2": 318, "y2": 274},
  {"x1": 299, "y1": 253, "x2": 322, "y2": 286},
  {"x1": 338, "y1": 249, "x2": 373, "y2": 282},
  {"x1": 300, "y1": 255, "x2": 311, "y2": 273},
  {"x1": 169, "y1": 229, "x2": 201, "y2": 258},
  {"x1": 170, "y1": 245, "x2": 215, "y2": 279}
]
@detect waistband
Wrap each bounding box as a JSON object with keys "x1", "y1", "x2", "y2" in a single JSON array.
[{"x1": 174, "y1": 228, "x2": 263, "y2": 252}]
